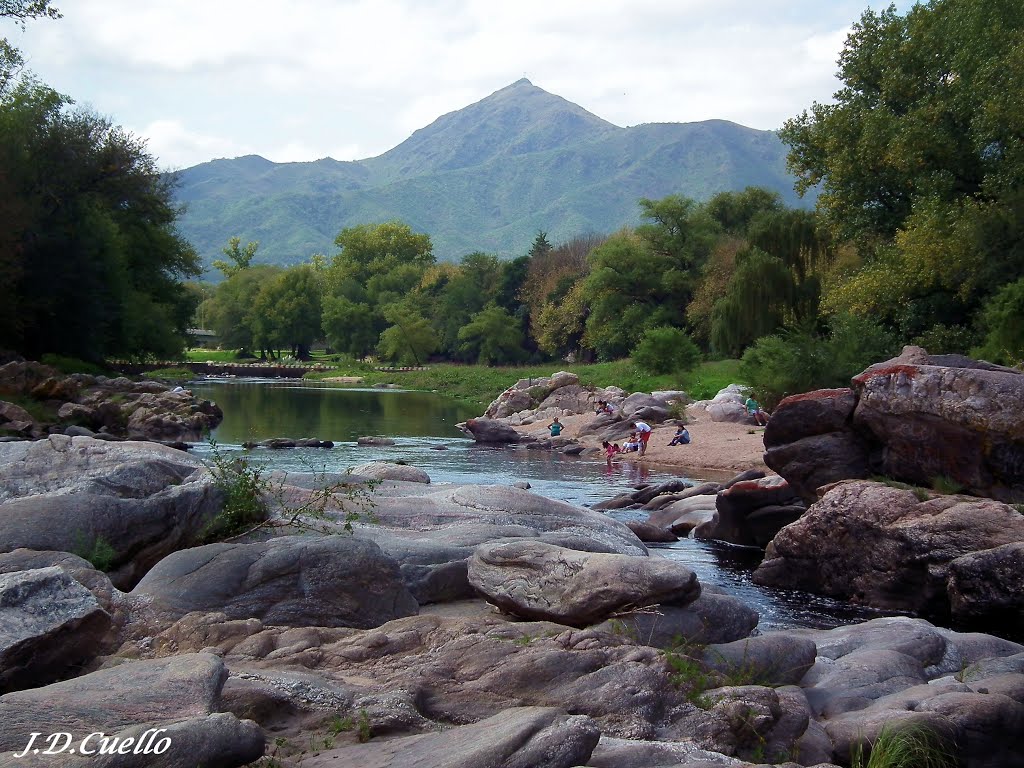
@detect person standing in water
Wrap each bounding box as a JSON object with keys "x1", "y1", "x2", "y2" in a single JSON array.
[{"x1": 548, "y1": 417, "x2": 563, "y2": 437}]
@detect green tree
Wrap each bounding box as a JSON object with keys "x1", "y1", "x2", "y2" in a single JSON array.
[
  {"x1": 377, "y1": 303, "x2": 438, "y2": 365},
  {"x1": 250, "y1": 264, "x2": 323, "y2": 359},
  {"x1": 0, "y1": 80, "x2": 199, "y2": 361},
  {"x1": 781, "y1": 0, "x2": 1024, "y2": 335},
  {"x1": 204, "y1": 265, "x2": 281, "y2": 357},
  {"x1": 632, "y1": 326, "x2": 701, "y2": 375},
  {"x1": 457, "y1": 304, "x2": 525, "y2": 365},
  {"x1": 1, "y1": 1, "x2": 60, "y2": 25},
  {"x1": 975, "y1": 277, "x2": 1024, "y2": 364},
  {"x1": 323, "y1": 221, "x2": 434, "y2": 357},
  {"x1": 213, "y1": 236, "x2": 259, "y2": 278}
]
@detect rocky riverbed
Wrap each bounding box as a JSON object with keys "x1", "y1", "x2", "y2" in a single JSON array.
[
  {"x1": 0, "y1": 349, "x2": 1022, "y2": 767},
  {"x1": 1, "y1": 431, "x2": 1022, "y2": 767}
]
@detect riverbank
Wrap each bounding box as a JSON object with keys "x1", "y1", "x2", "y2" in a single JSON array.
[{"x1": 515, "y1": 410, "x2": 770, "y2": 476}]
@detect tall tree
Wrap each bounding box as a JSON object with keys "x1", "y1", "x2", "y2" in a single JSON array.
[
  {"x1": 0, "y1": 81, "x2": 199, "y2": 360},
  {"x1": 781, "y1": 0, "x2": 1024, "y2": 340}
]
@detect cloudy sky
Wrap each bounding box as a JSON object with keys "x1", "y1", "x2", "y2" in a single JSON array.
[{"x1": 6, "y1": 0, "x2": 913, "y2": 170}]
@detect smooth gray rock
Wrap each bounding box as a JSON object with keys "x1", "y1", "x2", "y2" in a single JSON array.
[
  {"x1": 701, "y1": 633, "x2": 818, "y2": 687},
  {"x1": 0, "y1": 436, "x2": 222, "y2": 589},
  {"x1": 0, "y1": 653, "x2": 263, "y2": 767},
  {"x1": 460, "y1": 418, "x2": 521, "y2": 443},
  {"x1": 947, "y1": 542, "x2": 1024, "y2": 633},
  {"x1": 593, "y1": 592, "x2": 758, "y2": 646},
  {"x1": 132, "y1": 535, "x2": 418, "y2": 628},
  {"x1": 299, "y1": 706, "x2": 600, "y2": 768},
  {"x1": 468, "y1": 540, "x2": 699, "y2": 626},
  {"x1": 0, "y1": 549, "x2": 117, "y2": 611},
  {"x1": 0, "y1": 567, "x2": 111, "y2": 693},
  {"x1": 349, "y1": 461, "x2": 430, "y2": 483}
]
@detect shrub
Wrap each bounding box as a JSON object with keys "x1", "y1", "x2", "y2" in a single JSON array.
[
  {"x1": 40, "y1": 354, "x2": 108, "y2": 376},
  {"x1": 741, "y1": 314, "x2": 899, "y2": 408},
  {"x1": 631, "y1": 326, "x2": 702, "y2": 375}
]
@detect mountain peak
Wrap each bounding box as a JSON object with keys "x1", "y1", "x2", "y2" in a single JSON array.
[{"x1": 366, "y1": 79, "x2": 619, "y2": 178}]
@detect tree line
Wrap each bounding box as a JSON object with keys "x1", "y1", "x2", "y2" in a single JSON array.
[{"x1": 3, "y1": 0, "x2": 1022, "y2": 404}]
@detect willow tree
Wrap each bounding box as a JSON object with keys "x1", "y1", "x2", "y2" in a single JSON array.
[{"x1": 710, "y1": 210, "x2": 836, "y2": 356}]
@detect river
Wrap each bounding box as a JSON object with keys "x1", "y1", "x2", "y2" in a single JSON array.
[{"x1": 189, "y1": 378, "x2": 903, "y2": 634}]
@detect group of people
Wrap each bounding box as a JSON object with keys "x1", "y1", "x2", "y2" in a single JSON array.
[
  {"x1": 600, "y1": 419, "x2": 693, "y2": 467},
  {"x1": 553, "y1": 394, "x2": 767, "y2": 469}
]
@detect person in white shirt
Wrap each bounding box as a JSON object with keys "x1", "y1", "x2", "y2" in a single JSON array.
[{"x1": 630, "y1": 420, "x2": 652, "y2": 456}]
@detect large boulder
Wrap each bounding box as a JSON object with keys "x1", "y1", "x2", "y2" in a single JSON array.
[
  {"x1": 753, "y1": 480, "x2": 1024, "y2": 619},
  {"x1": 131, "y1": 534, "x2": 418, "y2": 628},
  {"x1": 592, "y1": 591, "x2": 758, "y2": 646},
  {"x1": 765, "y1": 347, "x2": 1024, "y2": 502},
  {"x1": 0, "y1": 567, "x2": 111, "y2": 693},
  {"x1": 298, "y1": 706, "x2": 600, "y2": 768},
  {"x1": 349, "y1": 461, "x2": 430, "y2": 483},
  {"x1": 783, "y1": 617, "x2": 1024, "y2": 768},
  {"x1": 947, "y1": 542, "x2": 1024, "y2": 633},
  {"x1": 699, "y1": 476, "x2": 804, "y2": 548},
  {"x1": 0, "y1": 436, "x2": 223, "y2": 589},
  {"x1": 687, "y1": 386, "x2": 750, "y2": 424},
  {"x1": 468, "y1": 540, "x2": 700, "y2": 626},
  {"x1": 269, "y1": 477, "x2": 647, "y2": 604},
  {"x1": 460, "y1": 418, "x2": 521, "y2": 443},
  {"x1": 483, "y1": 372, "x2": 581, "y2": 419},
  {"x1": 0, "y1": 653, "x2": 264, "y2": 767},
  {"x1": 763, "y1": 388, "x2": 871, "y2": 500}
]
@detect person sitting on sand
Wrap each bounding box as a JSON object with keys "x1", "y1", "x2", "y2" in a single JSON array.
[
  {"x1": 602, "y1": 440, "x2": 621, "y2": 467},
  {"x1": 668, "y1": 425, "x2": 690, "y2": 445},
  {"x1": 548, "y1": 417, "x2": 563, "y2": 437},
  {"x1": 744, "y1": 396, "x2": 769, "y2": 427},
  {"x1": 622, "y1": 432, "x2": 640, "y2": 452}
]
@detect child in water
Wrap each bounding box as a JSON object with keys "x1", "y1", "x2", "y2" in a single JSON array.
[{"x1": 602, "y1": 440, "x2": 621, "y2": 468}]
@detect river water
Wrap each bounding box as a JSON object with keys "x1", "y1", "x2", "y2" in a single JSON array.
[{"x1": 189, "y1": 379, "x2": 903, "y2": 634}]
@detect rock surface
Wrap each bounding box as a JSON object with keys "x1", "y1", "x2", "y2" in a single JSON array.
[
  {"x1": 753, "y1": 480, "x2": 1024, "y2": 619},
  {"x1": 0, "y1": 360, "x2": 222, "y2": 442},
  {"x1": 299, "y1": 706, "x2": 600, "y2": 768},
  {"x1": 0, "y1": 653, "x2": 264, "y2": 767},
  {"x1": 765, "y1": 347, "x2": 1024, "y2": 502},
  {"x1": 132, "y1": 535, "x2": 419, "y2": 628},
  {"x1": 468, "y1": 540, "x2": 700, "y2": 626},
  {"x1": 0, "y1": 436, "x2": 222, "y2": 588},
  {"x1": 0, "y1": 567, "x2": 111, "y2": 693},
  {"x1": 350, "y1": 461, "x2": 430, "y2": 483}
]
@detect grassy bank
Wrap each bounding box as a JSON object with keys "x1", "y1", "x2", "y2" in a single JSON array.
[{"x1": 303, "y1": 358, "x2": 745, "y2": 408}]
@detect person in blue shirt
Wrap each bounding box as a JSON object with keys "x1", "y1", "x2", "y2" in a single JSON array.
[{"x1": 668, "y1": 426, "x2": 690, "y2": 445}]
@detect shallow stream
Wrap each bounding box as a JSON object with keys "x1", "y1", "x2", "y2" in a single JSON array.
[{"x1": 190, "y1": 378, "x2": 903, "y2": 633}]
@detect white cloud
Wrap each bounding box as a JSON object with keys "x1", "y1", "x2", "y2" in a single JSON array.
[{"x1": 8, "y1": 0, "x2": 917, "y2": 167}]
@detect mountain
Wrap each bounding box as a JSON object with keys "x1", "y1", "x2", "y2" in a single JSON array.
[{"x1": 172, "y1": 79, "x2": 809, "y2": 273}]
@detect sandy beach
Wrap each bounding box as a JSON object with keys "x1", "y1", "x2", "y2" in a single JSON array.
[{"x1": 515, "y1": 411, "x2": 770, "y2": 480}]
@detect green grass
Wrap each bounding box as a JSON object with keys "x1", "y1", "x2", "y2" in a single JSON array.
[
  {"x1": 303, "y1": 358, "x2": 746, "y2": 408},
  {"x1": 0, "y1": 393, "x2": 58, "y2": 423},
  {"x1": 184, "y1": 348, "x2": 249, "y2": 363},
  {"x1": 141, "y1": 367, "x2": 195, "y2": 382},
  {"x1": 850, "y1": 722, "x2": 954, "y2": 768}
]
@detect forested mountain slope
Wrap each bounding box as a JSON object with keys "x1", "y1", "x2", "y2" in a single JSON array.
[{"x1": 172, "y1": 79, "x2": 807, "y2": 271}]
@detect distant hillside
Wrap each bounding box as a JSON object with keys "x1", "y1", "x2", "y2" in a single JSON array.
[{"x1": 172, "y1": 79, "x2": 810, "y2": 274}]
